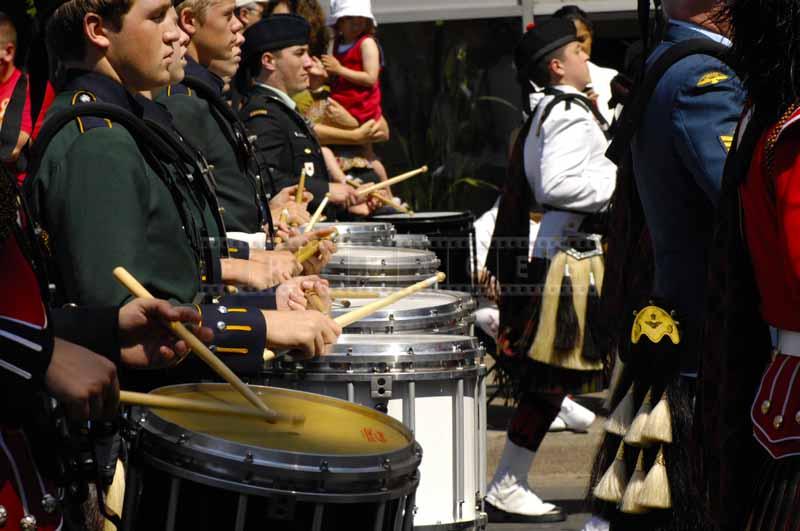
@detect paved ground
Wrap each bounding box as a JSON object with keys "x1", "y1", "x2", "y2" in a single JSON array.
[{"x1": 483, "y1": 392, "x2": 607, "y2": 531}]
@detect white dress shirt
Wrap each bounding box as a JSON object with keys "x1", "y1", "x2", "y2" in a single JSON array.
[
  {"x1": 588, "y1": 61, "x2": 619, "y2": 125},
  {"x1": 523, "y1": 84, "x2": 617, "y2": 258}
]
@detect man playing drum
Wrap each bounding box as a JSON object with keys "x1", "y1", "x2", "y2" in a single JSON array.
[
  {"x1": 26, "y1": 0, "x2": 342, "y2": 380},
  {"x1": 486, "y1": 19, "x2": 615, "y2": 523}
]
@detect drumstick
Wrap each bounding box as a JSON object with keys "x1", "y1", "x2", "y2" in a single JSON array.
[
  {"x1": 295, "y1": 240, "x2": 321, "y2": 264},
  {"x1": 305, "y1": 290, "x2": 328, "y2": 313},
  {"x1": 274, "y1": 209, "x2": 289, "y2": 246},
  {"x1": 120, "y1": 391, "x2": 294, "y2": 421},
  {"x1": 330, "y1": 289, "x2": 382, "y2": 299},
  {"x1": 369, "y1": 193, "x2": 414, "y2": 215},
  {"x1": 296, "y1": 169, "x2": 306, "y2": 205},
  {"x1": 334, "y1": 272, "x2": 445, "y2": 327},
  {"x1": 304, "y1": 194, "x2": 330, "y2": 233},
  {"x1": 112, "y1": 267, "x2": 301, "y2": 425},
  {"x1": 355, "y1": 165, "x2": 429, "y2": 197}
]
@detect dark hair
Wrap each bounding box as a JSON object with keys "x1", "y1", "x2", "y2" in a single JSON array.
[
  {"x1": 264, "y1": 0, "x2": 298, "y2": 16},
  {"x1": 726, "y1": 0, "x2": 800, "y2": 124},
  {"x1": 528, "y1": 46, "x2": 567, "y2": 87},
  {"x1": 46, "y1": 0, "x2": 133, "y2": 64},
  {"x1": 552, "y1": 5, "x2": 594, "y2": 36},
  {"x1": 0, "y1": 12, "x2": 17, "y2": 47},
  {"x1": 295, "y1": 0, "x2": 329, "y2": 57}
]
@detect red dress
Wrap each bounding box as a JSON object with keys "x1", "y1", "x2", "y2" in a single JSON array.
[
  {"x1": 330, "y1": 35, "x2": 383, "y2": 123},
  {"x1": 742, "y1": 107, "x2": 800, "y2": 459}
]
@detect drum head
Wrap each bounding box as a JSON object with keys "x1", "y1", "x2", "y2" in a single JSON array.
[
  {"x1": 325, "y1": 246, "x2": 440, "y2": 272},
  {"x1": 145, "y1": 384, "x2": 411, "y2": 455},
  {"x1": 309, "y1": 222, "x2": 395, "y2": 245}
]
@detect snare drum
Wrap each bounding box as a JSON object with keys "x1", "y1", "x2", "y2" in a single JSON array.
[
  {"x1": 392, "y1": 233, "x2": 431, "y2": 250},
  {"x1": 333, "y1": 289, "x2": 476, "y2": 335},
  {"x1": 121, "y1": 384, "x2": 421, "y2": 531},
  {"x1": 374, "y1": 212, "x2": 477, "y2": 293},
  {"x1": 263, "y1": 335, "x2": 488, "y2": 530},
  {"x1": 322, "y1": 246, "x2": 441, "y2": 288},
  {"x1": 310, "y1": 222, "x2": 396, "y2": 246}
]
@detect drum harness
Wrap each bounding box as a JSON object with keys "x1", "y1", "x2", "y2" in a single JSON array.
[
  {"x1": 179, "y1": 75, "x2": 277, "y2": 244},
  {"x1": 27, "y1": 102, "x2": 223, "y2": 300}
]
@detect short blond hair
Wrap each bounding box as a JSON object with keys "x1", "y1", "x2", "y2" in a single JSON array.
[{"x1": 176, "y1": 0, "x2": 215, "y2": 23}]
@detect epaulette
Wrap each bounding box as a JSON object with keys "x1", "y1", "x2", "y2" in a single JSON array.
[
  {"x1": 70, "y1": 91, "x2": 113, "y2": 133},
  {"x1": 165, "y1": 84, "x2": 193, "y2": 97},
  {"x1": 248, "y1": 109, "x2": 269, "y2": 118}
]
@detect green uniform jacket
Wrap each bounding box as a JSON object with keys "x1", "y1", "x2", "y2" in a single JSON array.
[
  {"x1": 160, "y1": 58, "x2": 268, "y2": 234},
  {"x1": 239, "y1": 84, "x2": 330, "y2": 213},
  {"x1": 26, "y1": 71, "x2": 268, "y2": 375}
]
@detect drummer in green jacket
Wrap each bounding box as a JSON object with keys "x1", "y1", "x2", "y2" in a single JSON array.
[{"x1": 27, "y1": 0, "x2": 341, "y2": 375}]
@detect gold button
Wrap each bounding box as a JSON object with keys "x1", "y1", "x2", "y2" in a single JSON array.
[
  {"x1": 762, "y1": 400, "x2": 771, "y2": 414},
  {"x1": 774, "y1": 415, "x2": 784, "y2": 429},
  {"x1": 304, "y1": 148, "x2": 312, "y2": 154}
]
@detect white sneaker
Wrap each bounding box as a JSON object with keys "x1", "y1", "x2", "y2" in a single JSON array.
[
  {"x1": 559, "y1": 396, "x2": 596, "y2": 432},
  {"x1": 581, "y1": 515, "x2": 611, "y2": 531},
  {"x1": 548, "y1": 416, "x2": 567, "y2": 432},
  {"x1": 485, "y1": 439, "x2": 565, "y2": 523}
]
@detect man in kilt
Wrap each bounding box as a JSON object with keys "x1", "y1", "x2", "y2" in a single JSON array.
[{"x1": 485, "y1": 19, "x2": 615, "y2": 524}]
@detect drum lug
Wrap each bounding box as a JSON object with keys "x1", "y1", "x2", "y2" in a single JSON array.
[{"x1": 371, "y1": 376, "x2": 392, "y2": 399}]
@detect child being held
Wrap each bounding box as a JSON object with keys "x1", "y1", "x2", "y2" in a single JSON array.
[{"x1": 321, "y1": 0, "x2": 394, "y2": 193}]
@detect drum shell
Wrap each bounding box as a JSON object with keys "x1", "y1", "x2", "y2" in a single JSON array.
[
  {"x1": 121, "y1": 384, "x2": 421, "y2": 531},
  {"x1": 261, "y1": 335, "x2": 488, "y2": 529},
  {"x1": 392, "y1": 233, "x2": 431, "y2": 250},
  {"x1": 374, "y1": 212, "x2": 476, "y2": 293}
]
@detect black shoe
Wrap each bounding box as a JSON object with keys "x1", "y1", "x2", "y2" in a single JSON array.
[{"x1": 485, "y1": 499, "x2": 567, "y2": 523}]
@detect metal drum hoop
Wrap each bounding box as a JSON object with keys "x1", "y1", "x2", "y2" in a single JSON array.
[
  {"x1": 333, "y1": 290, "x2": 475, "y2": 334},
  {"x1": 311, "y1": 222, "x2": 396, "y2": 246},
  {"x1": 126, "y1": 384, "x2": 421, "y2": 498},
  {"x1": 268, "y1": 335, "x2": 483, "y2": 376},
  {"x1": 325, "y1": 246, "x2": 441, "y2": 274}
]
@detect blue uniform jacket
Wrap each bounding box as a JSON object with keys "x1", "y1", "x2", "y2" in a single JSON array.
[{"x1": 632, "y1": 21, "x2": 745, "y2": 326}]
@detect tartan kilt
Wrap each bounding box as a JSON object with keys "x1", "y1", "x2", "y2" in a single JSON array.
[{"x1": 497, "y1": 251, "x2": 607, "y2": 395}]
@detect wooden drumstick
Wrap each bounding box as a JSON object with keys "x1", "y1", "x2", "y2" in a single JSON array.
[
  {"x1": 330, "y1": 289, "x2": 382, "y2": 299},
  {"x1": 304, "y1": 194, "x2": 330, "y2": 233},
  {"x1": 112, "y1": 267, "x2": 302, "y2": 425},
  {"x1": 296, "y1": 169, "x2": 306, "y2": 205},
  {"x1": 305, "y1": 290, "x2": 328, "y2": 313},
  {"x1": 120, "y1": 391, "x2": 298, "y2": 421},
  {"x1": 294, "y1": 240, "x2": 321, "y2": 264},
  {"x1": 369, "y1": 192, "x2": 414, "y2": 215},
  {"x1": 334, "y1": 273, "x2": 445, "y2": 327},
  {"x1": 355, "y1": 165, "x2": 429, "y2": 197}
]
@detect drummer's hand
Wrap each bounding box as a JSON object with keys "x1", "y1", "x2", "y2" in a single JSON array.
[
  {"x1": 221, "y1": 256, "x2": 301, "y2": 290},
  {"x1": 328, "y1": 182, "x2": 360, "y2": 208},
  {"x1": 347, "y1": 203, "x2": 372, "y2": 217},
  {"x1": 477, "y1": 268, "x2": 500, "y2": 304},
  {"x1": 262, "y1": 310, "x2": 341, "y2": 357},
  {"x1": 270, "y1": 203, "x2": 310, "y2": 228},
  {"x1": 275, "y1": 275, "x2": 324, "y2": 310},
  {"x1": 46, "y1": 339, "x2": 119, "y2": 420},
  {"x1": 302, "y1": 239, "x2": 336, "y2": 275},
  {"x1": 270, "y1": 185, "x2": 313, "y2": 210},
  {"x1": 118, "y1": 299, "x2": 214, "y2": 369}
]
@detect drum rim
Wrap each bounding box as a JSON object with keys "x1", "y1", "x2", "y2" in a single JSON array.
[
  {"x1": 374, "y1": 211, "x2": 474, "y2": 222},
  {"x1": 332, "y1": 290, "x2": 474, "y2": 325},
  {"x1": 326, "y1": 246, "x2": 441, "y2": 270}
]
